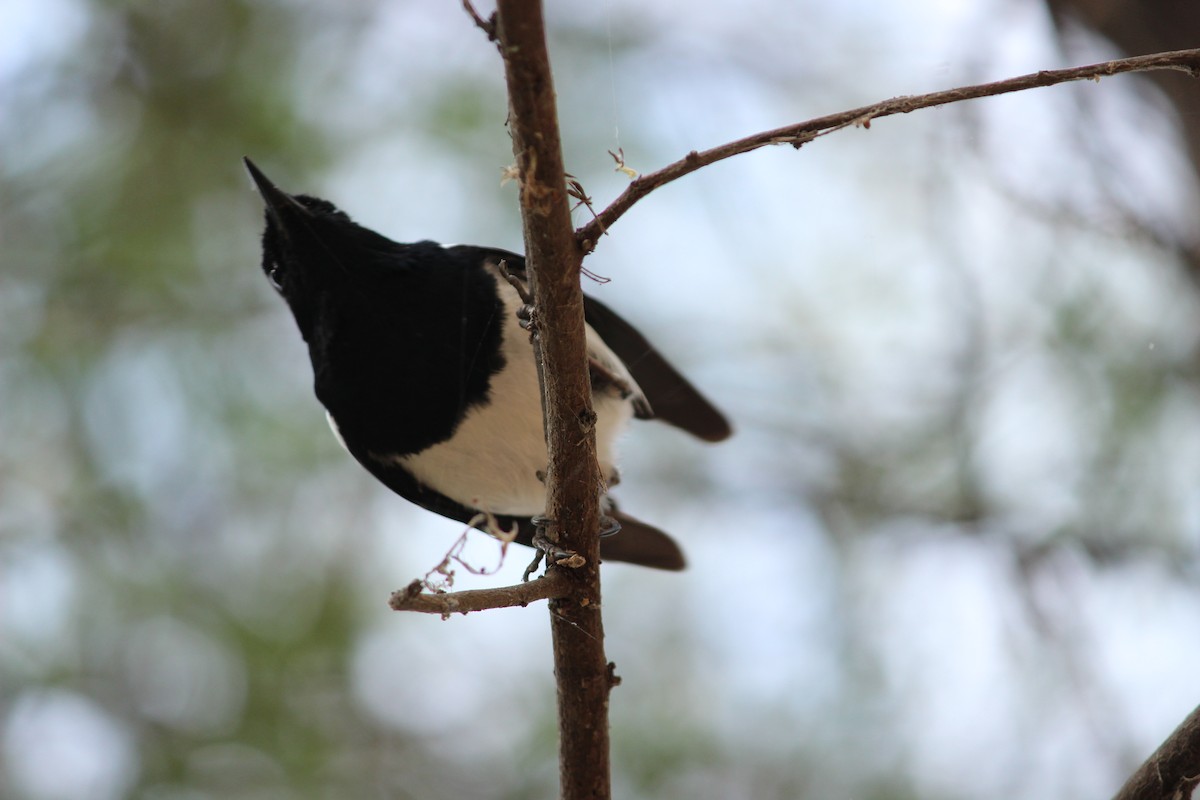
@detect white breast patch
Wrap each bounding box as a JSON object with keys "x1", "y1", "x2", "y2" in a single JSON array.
[{"x1": 380, "y1": 269, "x2": 637, "y2": 516}]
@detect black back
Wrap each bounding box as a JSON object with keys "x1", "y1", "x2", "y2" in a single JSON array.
[{"x1": 257, "y1": 189, "x2": 506, "y2": 458}]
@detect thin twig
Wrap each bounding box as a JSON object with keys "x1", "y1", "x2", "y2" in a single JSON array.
[
  {"x1": 461, "y1": 0, "x2": 497, "y2": 41},
  {"x1": 389, "y1": 571, "x2": 571, "y2": 617},
  {"x1": 576, "y1": 48, "x2": 1200, "y2": 251}
]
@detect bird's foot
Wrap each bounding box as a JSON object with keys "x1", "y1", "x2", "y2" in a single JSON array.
[
  {"x1": 498, "y1": 262, "x2": 538, "y2": 332},
  {"x1": 498, "y1": 260, "x2": 533, "y2": 304},
  {"x1": 520, "y1": 513, "x2": 621, "y2": 580},
  {"x1": 521, "y1": 549, "x2": 545, "y2": 583},
  {"x1": 521, "y1": 516, "x2": 587, "y2": 581},
  {"x1": 531, "y1": 517, "x2": 583, "y2": 563},
  {"x1": 516, "y1": 303, "x2": 537, "y2": 333},
  {"x1": 599, "y1": 514, "x2": 621, "y2": 538}
]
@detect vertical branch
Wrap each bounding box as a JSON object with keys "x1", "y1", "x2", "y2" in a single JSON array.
[{"x1": 493, "y1": 1, "x2": 613, "y2": 798}]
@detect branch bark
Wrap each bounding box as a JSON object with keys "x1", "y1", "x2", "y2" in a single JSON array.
[
  {"x1": 576, "y1": 47, "x2": 1200, "y2": 250},
  {"x1": 389, "y1": 572, "x2": 570, "y2": 617},
  {"x1": 493, "y1": 1, "x2": 613, "y2": 798},
  {"x1": 1112, "y1": 703, "x2": 1200, "y2": 800}
]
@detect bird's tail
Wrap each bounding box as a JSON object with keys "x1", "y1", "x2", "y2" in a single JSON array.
[{"x1": 598, "y1": 507, "x2": 686, "y2": 570}]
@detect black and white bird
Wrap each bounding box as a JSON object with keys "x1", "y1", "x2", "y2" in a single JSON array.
[{"x1": 245, "y1": 158, "x2": 730, "y2": 570}]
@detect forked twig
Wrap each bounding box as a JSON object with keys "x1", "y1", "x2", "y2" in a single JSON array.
[{"x1": 576, "y1": 48, "x2": 1200, "y2": 251}]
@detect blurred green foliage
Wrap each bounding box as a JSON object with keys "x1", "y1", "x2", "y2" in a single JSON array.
[{"x1": 0, "y1": 2, "x2": 519, "y2": 797}]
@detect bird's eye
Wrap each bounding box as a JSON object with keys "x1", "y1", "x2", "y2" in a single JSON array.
[{"x1": 267, "y1": 263, "x2": 284, "y2": 290}]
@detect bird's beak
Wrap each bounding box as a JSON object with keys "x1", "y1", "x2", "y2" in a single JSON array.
[{"x1": 243, "y1": 157, "x2": 306, "y2": 224}]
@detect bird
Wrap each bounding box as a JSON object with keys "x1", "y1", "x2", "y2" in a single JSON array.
[{"x1": 244, "y1": 157, "x2": 730, "y2": 570}]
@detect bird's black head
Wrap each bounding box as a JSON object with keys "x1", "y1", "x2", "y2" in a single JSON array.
[
  {"x1": 243, "y1": 156, "x2": 510, "y2": 464},
  {"x1": 243, "y1": 158, "x2": 353, "y2": 313},
  {"x1": 244, "y1": 157, "x2": 422, "y2": 340}
]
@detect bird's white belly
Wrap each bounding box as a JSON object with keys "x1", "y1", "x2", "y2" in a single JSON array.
[{"x1": 394, "y1": 282, "x2": 634, "y2": 516}]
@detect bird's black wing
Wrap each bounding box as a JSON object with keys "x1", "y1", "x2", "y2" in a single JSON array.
[
  {"x1": 581, "y1": 295, "x2": 732, "y2": 442},
  {"x1": 457, "y1": 246, "x2": 732, "y2": 443}
]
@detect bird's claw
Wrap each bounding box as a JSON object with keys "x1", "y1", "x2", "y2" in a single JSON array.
[
  {"x1": 518, "y1": 513, "x2": 620, "y2": 580},
  {"x1": 521, "y1": 548, "x2": 545, "y2": 583},
  {"x1": 599, "y1": 514, "x2": 620, "y2": 538},
  {"x1": 520, "y1": 516, "x2": 588, "y2": 581},
  {"x1": 517, "y1": 304, "x2": 536, "y2": 332},
  {"x1": 497, "y1": 261, "x2": 537, "y2": 331}
]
